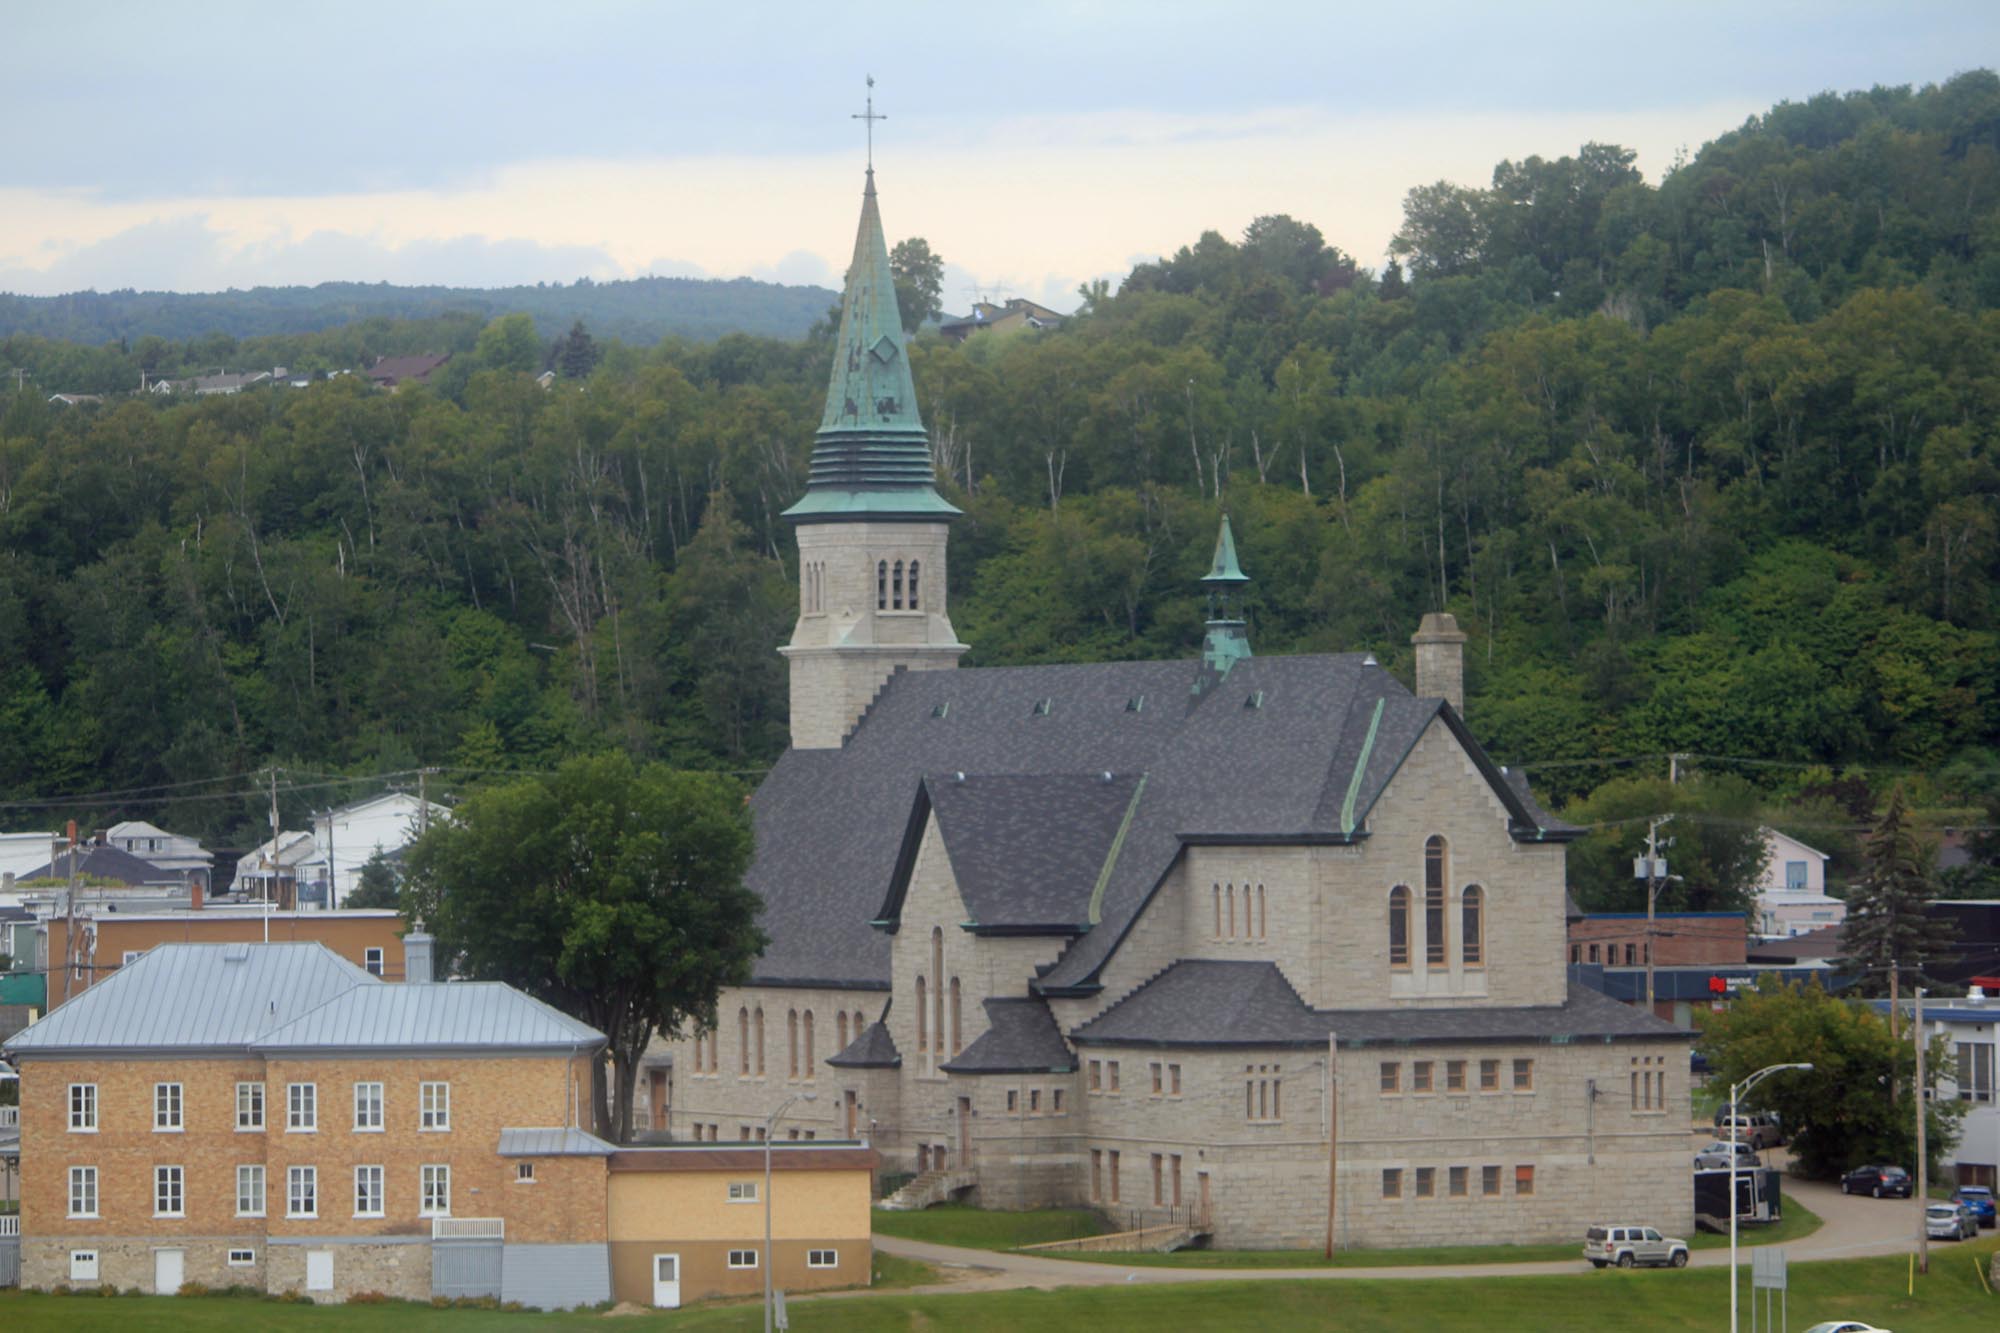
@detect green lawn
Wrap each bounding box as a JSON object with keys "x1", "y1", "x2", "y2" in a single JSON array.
[
  {"x1": 2, "y1": 1237, "x2": 1993, "y2": 1331},
  {"x1": 871, "y1": 1202, "x2": 1111, "y2": 1249},
  {"x1": 875, "y1": 1198, "x2": 1819, "y2": 1268}
]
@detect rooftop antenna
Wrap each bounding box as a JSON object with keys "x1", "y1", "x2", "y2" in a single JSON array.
[{"x1": 851, "y1": 74, "x2": 885, "y2": 172}]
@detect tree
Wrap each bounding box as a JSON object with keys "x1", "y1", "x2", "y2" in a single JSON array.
[
  {"x1": 1561, "y1": 774, "x2": 1770, "y2": 914},
  {"x1": 1839, "y1": 784, "x2": 1959, "y2": 1005},
  {"x1": 1697, "y1": 976, "x2": 1964, "y2": 1179},
  {"x1": 403, "y1": 754, "x2": 764, "y2": 1140},
  {"x1": 343, "y1": 851, "x2": 402, "y2": 910},
  {"x1": 558, "y1": 319, "x2": 600, "y2": 380},
  {"x1": 473, "y1": 313, "x2": 541, "y2": 374},
  {"x1": 890, "y1": 237, "x2": 945, "y2": 332}
]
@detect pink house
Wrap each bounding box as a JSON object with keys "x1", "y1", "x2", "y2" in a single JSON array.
[{"x1": 1753, "y1": 827, "x2": 1844, "y2": 937}]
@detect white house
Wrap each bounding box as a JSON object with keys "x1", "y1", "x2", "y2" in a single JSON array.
[
  {"x1": 298, "y1": 792, "x2": 446, "y2": 907},
  {"x1": 1882, "y1": 990, "x2": 1998, "y2": 1191},
  {"x1": 1753, "y1": 826, "x2": 1845, "y2": 937},
  {"x1": 104, "y1": 820, "x2": 215, "y2": 889}
]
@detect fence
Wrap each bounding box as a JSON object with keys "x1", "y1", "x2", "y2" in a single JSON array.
[{"x1": 0, "y1": 1211, "x2": 19, "y2": 1287}]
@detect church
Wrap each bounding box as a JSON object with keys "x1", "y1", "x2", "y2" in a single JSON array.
[{"x1": 651, "y1": 163, "x2": 1692, "y2": 1250}]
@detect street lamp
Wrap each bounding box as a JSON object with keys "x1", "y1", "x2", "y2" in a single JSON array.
[
  {"x1": 764, "y1": 1092, "x2": 816, "y2": 1333},
  {"x1": 1729, "y1": 1062, "x2": 1812, "y2": 1333}
]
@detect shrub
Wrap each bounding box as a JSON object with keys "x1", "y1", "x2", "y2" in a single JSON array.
[
  {"x1": 348, "y1": 1291, "x2": 393, "y2": 1305},
  {"x1": 178, "y1": 1281, "x2": 210, "y2": 1298}
]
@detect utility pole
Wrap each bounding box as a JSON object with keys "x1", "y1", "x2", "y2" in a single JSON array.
[
  {"x1": 1324, "y1": 1030, "x2": 1339, "y2": 1257},
  {"x1": 1914, "y1": 985, "x2": 1929, "y2": 1274},
  {"x1": 1642, "y1": 814, "x2": 1673, "y2": 1015},
  {"x1": 324, "y1": 805, "x2": 337, "y2": 912},
  {"x1": 265, "y1": 766, "x2": 280, "y2": 907},
  {"x1": 419, "y1": 767, "x2": 431, "y2": 835}
]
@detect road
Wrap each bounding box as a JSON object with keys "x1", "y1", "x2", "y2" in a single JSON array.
[{"x1": 868, "y1": 1142, "x2": 1933, "y2": 1294}]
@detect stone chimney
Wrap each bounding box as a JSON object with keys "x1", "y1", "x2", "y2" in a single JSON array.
[
  {"x1": 404, "y1": 921, "x2": 435, "y2": 984},
  {"x1": 1411, "y1": 612, "x2": 1468, "y2": 712}
]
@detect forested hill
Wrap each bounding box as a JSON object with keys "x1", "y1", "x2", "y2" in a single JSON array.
[
  {"x1": 0, "y1": 274, "x2": 837, "y2": 346},
  {"x1": 2, "y1": 71, "x2": 1999, "y2": 912}
]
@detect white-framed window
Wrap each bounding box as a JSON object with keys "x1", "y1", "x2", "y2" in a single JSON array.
[
  {"x1": 354, "y1": 1164, "x2": 384, "y2": 1217},
  {"x1": 68, "y1": 1083, "x2": 97, "y2": 1132},
  {"x1": 68, "y1": 1165, "x2": 98, "y2": 1218},
  {"x1": 727, "y1": 1180, "x2": 758, "y2": 1203},
  {"x1": 70, "y1": 1250, "x2": 99, "y2": 1282},
  {"x1": 287, "y1": 1082, "x2": 317, "y2": 1131},
  {"x1": 228, "y1": 1250, "x2": 256, "y2": 1268},
  {"x1": 1785, "y1": 860, "x2": 1807, "y2": 889},
  {"x1": 237, "y1": 1164, "x2": 266, "y2": 1217},
  {"x1": 419, "y1": 1081, "x2": 450, "y2": 1131},
  {"x1": 122, "y1": 950, "x2": 143, "y2": 966},
  {"x1": 154, "y1": 1082, "x2": 183, "y2": 1131},
  {"x1": 516, "y1": 1162, "x2": 536, "y2": 1183},
  {"x1": 287, "y1": 1165, "x2": 318, "y2": 1218},
  {"x1": 154, "y1": 1165, "x2": 185, "y2": 1216},
  {"x1": 354, "y1": 1081, "x2": 384, "y2": 1131},
  {"x1": 727, "y1": 1249, "x2": 759, "y2": 1269},
  {"x1": 236, "y1": 1081, "x2": 265, "y2": 1131},
  {"x1": 363, "y1": 946, "x2": 384, "y2": 976},
  {"x1": 420, "y1": 1164, "x2": 451, "y2": 1217},
  {"x1": 807, "y1": 1249, "x2": 838, "y2": 1268}
]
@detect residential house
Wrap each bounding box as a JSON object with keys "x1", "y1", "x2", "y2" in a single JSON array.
[
  {"x1": 938, "y1": 297, "x2": 1065, "y2": 344},
  {"x1": 46, "y1": 394, "x2": 103, "y2": 408},
  {"x1": 104, "y1": 822, "x2": 215, "y2": 892},
  {"x1": 13, "y1": 844, "x2": 184, "y2": 894},
  {"x1": 651, "y1": 163, "x2": 1693, "y2": 1252},
  {"x1": 300, "y1": 792, "x2": 446, "y2": 908},
  {"x1": 365, "y1": 355, "x2": 450, "y2": 391},
  {"x1": 1873, "y1": 988, "x2": 1998, "y2": 1190},
  {"x1": 228, "y1": 830, "x2": 319, "y2": 905},
  {"x1": 1753, "y1": 828, "x2": 1844, "y2": 937}
]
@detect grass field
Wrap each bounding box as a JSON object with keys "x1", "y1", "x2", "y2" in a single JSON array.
[
  {"x1": 0, "y1": 1236, "x2": 1993, "y2": 1331},
  {"x1": 873, "y1": 1198, "x2": 1820, "y2": 1267}
]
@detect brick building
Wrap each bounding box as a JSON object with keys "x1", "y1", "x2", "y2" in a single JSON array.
[
  {"x1": 1567, "y1": 912, "x2": 1748, "y2": 969},
  {"x1": 38, "y1": 908, "x2": 409, "y2": 1006},
  {"x1": 650, "y1": 161, "x2": 1693, "y2": 1251}
]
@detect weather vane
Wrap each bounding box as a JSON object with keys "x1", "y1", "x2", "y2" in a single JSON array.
[{"x1": 852, "y1": 74, "x2": 885, "y2": 170}]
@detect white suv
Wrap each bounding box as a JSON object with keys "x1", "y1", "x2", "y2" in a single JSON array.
[{"x1": 1584, "y1": 1223, "x2": 1690, "y2": 1269}]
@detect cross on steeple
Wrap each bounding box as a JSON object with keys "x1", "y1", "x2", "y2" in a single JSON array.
[{"x1": 852, "y1": 74, "x2": 886, "y2": 170}]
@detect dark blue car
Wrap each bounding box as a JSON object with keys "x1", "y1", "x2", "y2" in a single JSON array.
[{"x1": 1952, "y1": 1185, "x2": 1996, "y2": 1229}]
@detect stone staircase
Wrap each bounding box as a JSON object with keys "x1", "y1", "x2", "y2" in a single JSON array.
[{"x1": 878, "y1": 1168, "x2": 978, "y2": 1211}]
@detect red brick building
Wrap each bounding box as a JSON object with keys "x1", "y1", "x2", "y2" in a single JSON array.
[{"x1": 1567, "y1": 912, "x2": 1747, "y2": 969}]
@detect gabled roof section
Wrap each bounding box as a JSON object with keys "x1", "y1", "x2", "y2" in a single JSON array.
[
  {"x1": 826, "y1": 1019, "x2": 901, "y2": 1069},
  {"x1": 3, "y1": 942, "x2": 374, "y2": 1056},
  {"x1": 497, "y1": 1127, "x2": 616, "y2": 1157},
  {"x1": 942, "y1": 997, "x2": 1075, "y2": 1074},
  {"x1": 254, "y1": 981, "x2": 604, "y2": 1053},
  {"x1": 877, "y1": 772, "x2": 1143, "y2": 934},
  {"x1": 1070, "y1": 960, "x2": 1689, "y2": 1049}
]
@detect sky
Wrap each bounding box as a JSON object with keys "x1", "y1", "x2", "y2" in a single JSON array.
[{"x1": 3, "y1": 2, "x2": 1995, "y2": 313}]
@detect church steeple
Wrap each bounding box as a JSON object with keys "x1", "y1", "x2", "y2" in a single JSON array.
[
  {"x1": 782, "y1": 168, "x2": 959, "y2": 522},
  {"x1": 1196, "y1": 515, "x2": 1252, "y2": 688},
  {"x1": 779, "y1": 132, "x2": 967, "y2": 750}
]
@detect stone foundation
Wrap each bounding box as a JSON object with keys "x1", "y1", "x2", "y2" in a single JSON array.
[
  {"x1": 265, "y1": 1238, "x2": 430, "y2": 1303},
  {"x1": 23, "y1": 1235, "x2": 265, "y2": 1293}
]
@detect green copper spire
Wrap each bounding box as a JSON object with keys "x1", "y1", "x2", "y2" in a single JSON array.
[
  {"x1": 783, "y1": 168, "x2": 959, "y2": 522},
  {"x1": 1196, "y1": 514, "x2": 1252, "y2": 688}
]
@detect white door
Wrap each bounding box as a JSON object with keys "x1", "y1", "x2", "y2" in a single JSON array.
[
  {"x1": 306, "y1": 1249, "x2": 334, "y2": 1292},
  {"x1": 651, "y1": 1253, "x2": 680, "y2": 1308},
  {"x1": 154, "y1": 1248, "x2": 184, "y2": 1294}
]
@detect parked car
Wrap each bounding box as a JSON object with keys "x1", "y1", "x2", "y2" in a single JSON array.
[
  {"x1": 1839, "y1": 1165, "x2": 1913, "y2": 1198},
  {"x1": 1802, "y1": 1323, "x2": 1892, "y2": 1333},
  {"x1": 1695, "y1": 1140, "x2": 1764, "y2": 1170},
  {"x1": 1925, "y1": 1202, "x2": 1976, "y2": 1241},
  {"x1": 1717, "y1": 1112, "x2": 1783, "y2": 1148},
  {"x1": 1583, "y1": 1223, "x2": 1690, "y2": 1269},
  {"x1": 1949, "y1": 1185, "x2": 1995, "y2": 1229}
]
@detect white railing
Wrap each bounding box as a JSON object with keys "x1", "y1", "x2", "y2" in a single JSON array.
[
  {"x1": 431, "y1": 1217, "x2": 503, "y2": 1240},
  {"x1": 0, "y1": 1213, "x2": 19, "y2": 1236},
  {"x1": 0, "y1": 1107, "x2": 17, "y2": 1127}
]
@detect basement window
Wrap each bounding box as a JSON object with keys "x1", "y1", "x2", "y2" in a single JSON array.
[{"x1": 228, "y1": 1250, "x2": 256, "y2": 1268}]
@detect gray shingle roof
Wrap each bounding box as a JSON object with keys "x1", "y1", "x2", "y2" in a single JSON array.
[
  {"x1": 255, "y1": 982, "x2": 604, "y2": 1052},
  {"x1": 942, "y1": 997, "x2": 1075, "y2": 1074},
  {"x1": 498, "y1": 1127, "x2": 617, "y2": 1156},
  {"x1": 2, "y1": 942, "x2": 373, "y2": 1055},
  {"x1": 747, "y1": 654, "x2": 1575, "y2": 994},
  {"x1": 17, "y1": 843, "x2": 183, "y2": 886},
  {"x1": 826, "y1": 1019, "x2": 901, "y2": 1068},
  {"x1": 1068, "y1": 959, "x2": 1688, "y2": 1049}
]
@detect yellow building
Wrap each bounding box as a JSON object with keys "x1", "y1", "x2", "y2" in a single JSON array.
[{"x1": 606, "y1": 1143, "x2": 877, "y2": 1308}]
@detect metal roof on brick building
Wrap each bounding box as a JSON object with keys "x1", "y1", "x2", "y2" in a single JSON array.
[{"x1": 255, "y1": 980, "x2": 603, "y2": 1053}]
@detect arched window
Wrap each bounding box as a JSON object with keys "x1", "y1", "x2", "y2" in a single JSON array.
[
  {"x1": 708, "y1": 1029, "x2": 718, "y2": 1071},
  {"x1": 1225, "y1": 884, "x2": 1235, "y2": 938},
  {"x1": 754, "y1": 1006, "x2": 765, "y2": 1075},
  {"x1": 915, "y1": 976, "x2": 928, "y2": 1050},
  {"x1": 1425, "y1": 835, "x2": 1447, "y2": 892},
  {"x1": 1425, "y1": 884, "x2": 1446, "y2": 968},
  {"x1": 804, "y1": 1010, "x2": 816, "y2": 1078},
  {"x1": 837, "y1": 1011, "x2": 850, "y2": 1051},
  {"x1": 877, "y1": 560, "x2": 887, "y2": 610},
  {"x1": 949, "y1": 977, "x2": 962, "y2": 1055},
  {"x1": 1388, "y1": 886, "x2": 1411, "y2": 970},
  {"x1": 853, "y1": 1009, "x2": 865, "y2": 1038},
  {"x1": 1257, "y1": 884, "x2": 1267, "y2": 939},
  {"x1": 908, "y1": 559, "x2": 921, "y2": 610},
  {"x1": 1213, "y1": 884, "x2": 1222, "y2": 939},
  {"x1": 787, "y1": 1009, "x2": 799, "y2": 1079},
  {"x1": 738, "y1": 1006, "x2": 750, "y2": 1075},
  {"x1": 893, "y1": 559, "x2": 905, "y2": 609},
  {"x1": 1463, "y1": 886, "x2": 1484, "y2": 968},
  {"x1": 931, "y1": 928, "x2": 945, "y2": 1063}
]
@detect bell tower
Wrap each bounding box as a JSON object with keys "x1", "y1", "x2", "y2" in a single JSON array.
[{"x1": 779, "y1": 161, "x2": 966, "y2": 749}]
